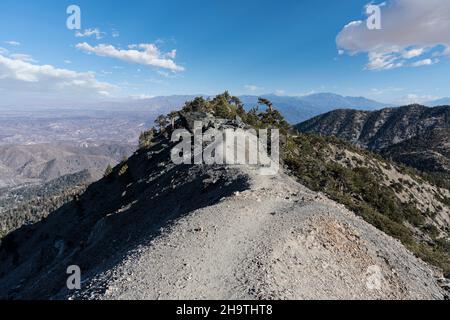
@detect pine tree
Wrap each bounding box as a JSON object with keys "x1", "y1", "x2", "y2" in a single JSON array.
[{"x1": 104, "y1": 164, "x2": 113, "y2": 177}]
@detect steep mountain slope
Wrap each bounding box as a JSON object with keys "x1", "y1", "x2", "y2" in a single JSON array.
[
  {"x1": 295, "y1": 105, "x2": 450, "y2": 185},
  {"x1": 72, "y1": 161, "x2": 445, "y2": 300},
  {"x1": 381, "y1": 128, "x2": 450, "y2": 185},
  {"x1": 0, "y1": 143, "x2": 134, "y2": 238},
  {"x1": 283, "y1": 134, "x2": 450, "y2": 273},
  {"x1": 0, "y1": 110, "x2": 447, "y2": 300},
  {"x1": 0, "y1": 170, "x2": 90, "y2": 239},
  {"x1": 0, "y1": 143, "x2": 134, "y2": 188}
]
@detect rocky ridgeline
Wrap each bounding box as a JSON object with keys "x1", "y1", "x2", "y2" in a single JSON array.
[
  {"x1": 0, "y1": 110, "x2": 448, "y2": 300},
  {"x1": 295, "y1": 105, "x2": 450, "y2": 186},
  {"x1": 179, "y1": 111, "x2": 246, "y2": 132}
]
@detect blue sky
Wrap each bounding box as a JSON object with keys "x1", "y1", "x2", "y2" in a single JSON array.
[{"x1": 1, "y1": 0, "x2": 450, "y2": 106}]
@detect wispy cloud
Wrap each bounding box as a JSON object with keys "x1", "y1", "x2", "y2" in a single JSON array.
[
  {"x1": 396, "y1": 93, "x2": 439, "y2": 105},
  {"x1": 244, "y1": 84, "x2": 263, "y2": 92},
  {"x1": 130, "y1": 94, "x2": 155, "y2": 100},
  {"x1": 157, "y1": 70, "x2": 170, "y2": 77},
  {"x1": 9, "y1": 54, "x2": 37, "y2": 63},
  {"x1": 4, "y1": 40, "x2": 20, "y2": 46},
  {"x1": 411, "y1": 58, "x2": 437, "y2": 67},
  {"x1": 76, "y1": 42, "x2": 184, "y2": 72},
  {"x1": 369, "y1": 87, "x2": 404, "y2": 96},
  {"x1": 75, "y1": 28, "x2": 105, "y2": 40},
  {"x1": 337, "y1": 0, "x2": 450, "y2": 70}
]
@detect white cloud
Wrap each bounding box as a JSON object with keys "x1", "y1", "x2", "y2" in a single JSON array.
[
  {"x1": 9, "y1": 54, "x2": 37, "y2": 63},
  {"x1": 112, "y1": 30, "x2": 120, "y2": 38},
  {"x1": 144, "y1": 78, "x2": 164, "y2": 84},
  {"x1": 156, "y1": 70, "x2": 181, "y2": 79},
  {"x1": 402, "y1": 47, "x2": 426, "y2": 59},
  {"x1": 64, "y1": 60, "x2": 72, "y2": 64},
  {"x1": 244, "y1": 84, "x2": 262, "y2": 92},
  {"x1": 369, "y1": 87, "x2": 404, "y2": 96},
  {"x1": 337, "y1": 0, "x2": 450, "y2": 70},
  {"x1": 165, "y1": 49, "x2": 177, "y2": 59},
  {"x1": 157, "y1": 70, "x2": 170, "y2": 77},
  {"x1": 76, "y1": 42, "x2": 184, "y2": 72},
  {"x1": 75, "y1": 28, "x2": 105, "y2": 40},
  {"x1": 130, "y1": 94, "x2": 155, "y2": 100},
  {"x1": 296, "y1": 90, "x2": 318, "y2": 97},
  {"x1": 0, "y1": 53, "x2": 117, "y2": 101},
  {"x1": 0, "y1": 47, "x2": 8, "y2": 55},
  {"x1": 4, "y1": 41, "x2": 20, "y2": 46},
  {"x1": 411, "y1": 58, "x2": 437, "y2": 67},
  {"x1": 366, "y1": 51, "x2": 403, "y2": 70},
  {"x1": 397, "y1": 93, "x2": 439, "y2": 105}
]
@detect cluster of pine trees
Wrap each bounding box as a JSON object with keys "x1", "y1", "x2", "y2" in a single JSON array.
[
  {"x1": 138, "y1": 92, "x2": 291, "y2": 150},
  {"x1": 0, "y1": 185, "x2": 86, "y2": 240}
]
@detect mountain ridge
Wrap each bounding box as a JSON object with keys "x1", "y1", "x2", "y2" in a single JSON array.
[
  {"x1": 1, "y1": 118, "x2": 446, "y2": 299},
  {"x1": 426, "y1": 98, "x2": 450, "y2": 107},
  {"x1": 295, "y1": 104, "x2": 450, "y2": 188},
  {"x1": 1, "y1": 92, "x2": 390, "y2": 125},
  {"x1": 1, "y1": 96, "x2": 449, "y2": 299}
]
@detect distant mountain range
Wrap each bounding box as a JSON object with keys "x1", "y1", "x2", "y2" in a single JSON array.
[
  {"x1": 116, "y1": 94, "x2": 450, "y2": 118},
  {"x1": 295, "y1": 104, "x2": 450, "y2": 185},
  {"x1": 6, "y1": 93, "x2": 450, "y2": 125},
  {"x1": 0, "y1": 93, "x2": 393, "y2": 138},
  {"x1": 105, "y1": 93, "x2": 392, "y2": 124},
  {"x1": 426, "y1": 98, "x2": 450, "y2": 107},
  {"x1": 239, "y1": 93, "x2": 391, "y2": 123}
]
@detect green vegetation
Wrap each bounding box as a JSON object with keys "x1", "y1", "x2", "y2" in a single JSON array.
[
  {"x1": 139, "y1": 128, "x2": 157, "y2": 149},
  {"x1": 159, "y1": 91, "x2": 292, "y2": 134},
  {"x1": 118, "y1": 163, "x2": 129, "y2": 177},
  {"x1": 104, "y1": 164, "x2": 113, "y2": 177},
  {"x1": 438, "y1": 195, "x2": 450, "y2": 207},
  {"x1": 282, "y1": 133, "x2": 450, "y2": 273},
  {"x1": 179, "y1": 92, "x2": 242, "y2": 120},
  {"x1": 0, "y1": 172, "x2": 88, "y2": 241},
  {"x1": 155, "y1": 115, "x2": 169, "y2": 132},
  {"x1": 424, "y1": 172, "x2": 450, "y2": 190},
  {"x1": 48, "y1": 94, "x2": 450, "y2": 273},
  {"x1": 4, "y1": 92, "x2": 448, "y2": 275}
]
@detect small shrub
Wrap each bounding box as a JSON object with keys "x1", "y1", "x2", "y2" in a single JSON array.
[
  {"x1": 118, "y1": 164, "x2": 129, "y2": 177},
  {"x1": 104, "y1": 164, "x2": 113, "y2": 178}
]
